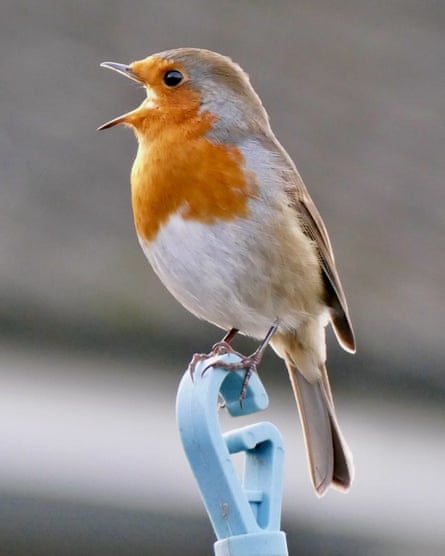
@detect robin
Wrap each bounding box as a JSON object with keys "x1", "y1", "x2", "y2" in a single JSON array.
[{"x1": 98, "y1": 48, "x2": 356, "y2": 496}]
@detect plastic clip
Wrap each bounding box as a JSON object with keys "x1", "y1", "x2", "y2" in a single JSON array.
[{"x1": 176, "y1": 353, "x2": 288, "y2": 556}]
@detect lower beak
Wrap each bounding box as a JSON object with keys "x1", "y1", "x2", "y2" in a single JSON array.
[{"x1": 97, "y1": 114, "x2": 130, "y2": 131}]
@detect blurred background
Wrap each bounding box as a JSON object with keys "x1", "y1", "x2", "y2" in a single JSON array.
[{"x1": 1, "y1": 1, "x2": 444, "y2": 554}]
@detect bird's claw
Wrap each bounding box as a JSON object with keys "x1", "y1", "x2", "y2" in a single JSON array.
[
  {"x1": 188, "y1": 342, "x2": 261, "y2": 407},
  {"x1": 208, "y1": 354, "x2": 260, "y2": 406},
  {"x1": 187, "y1": 341, "x2": 240, "y2": 379}
]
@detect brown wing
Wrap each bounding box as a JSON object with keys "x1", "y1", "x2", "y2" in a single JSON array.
[{"x1": 287, "y1": 177, "x2": 356, "y2": 353}]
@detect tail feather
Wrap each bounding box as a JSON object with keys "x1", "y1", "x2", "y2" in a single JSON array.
[{"x1": 287, "y1": 362, "x2": 353, "y2": 496}]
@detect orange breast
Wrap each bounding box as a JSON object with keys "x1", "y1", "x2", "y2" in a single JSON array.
[{"x1": 130, "y1": 111, "x2": 258, "y2": 243}]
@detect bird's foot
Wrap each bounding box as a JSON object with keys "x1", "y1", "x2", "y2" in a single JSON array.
[
  {"x1": 188, "y1": 328, "x2": 239, "y2": 380},
  {"x1": 188, "y1": 323, "x2": 278, "y2": 405},
  {"x1": 188, "y1": 341, "x2": 259, "y2": 405},
  {"x1": 188, "y1": 340, "x2": 237, "y2": 379},
  {"x1": 205, "y1": 347, "x2": 263, "y2": 404}
]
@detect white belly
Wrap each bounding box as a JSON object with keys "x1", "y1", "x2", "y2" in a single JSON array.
[
  {"x1": 139, "y1": 212, "x2": 282, "y2": 337},
  {"x1": 138, "y1": 206, "x2": 323, "y2": 339}
]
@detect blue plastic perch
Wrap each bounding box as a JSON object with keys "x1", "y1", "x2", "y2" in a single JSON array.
[{"x1": 176, "y1": 352, "x2": 289, "y2": 556}]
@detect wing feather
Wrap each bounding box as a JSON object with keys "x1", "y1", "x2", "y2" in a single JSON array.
[{"x1": 286, "y1": 176, "x2": 356, "y2": 353}]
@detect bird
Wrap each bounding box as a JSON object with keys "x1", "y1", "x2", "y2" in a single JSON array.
[{"x1": 98, "y1": 47, "x2": 356, "y2": 496}]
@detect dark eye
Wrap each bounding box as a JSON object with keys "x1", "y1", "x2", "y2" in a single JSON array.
[{"x1": 163, "y1": 70, "x2": 183, "y2": 87}]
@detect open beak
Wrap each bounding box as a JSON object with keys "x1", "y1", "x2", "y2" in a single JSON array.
[{"x1": 97, "y1": 61, "x2": 141, "y2": 130}]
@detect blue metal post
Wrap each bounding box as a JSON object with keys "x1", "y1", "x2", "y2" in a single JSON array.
[{"x1": 176, "y1": 352, "x2": 289, "y2": 556}]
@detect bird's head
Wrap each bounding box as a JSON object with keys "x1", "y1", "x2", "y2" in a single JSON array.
[{"x1": 98, "y1": 48, "x2": 270, "y2": 141}]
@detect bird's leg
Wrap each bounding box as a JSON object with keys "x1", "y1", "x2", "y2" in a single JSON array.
[
  {"x1": 210, "y1": 327, "x2": 239, "y2": 354},
  {"x1": 222, "y1": 327, "x2": 239, "y2": 344},
  {"x1": 201, "y1": 322, "x2": 278, "y2": 404}
]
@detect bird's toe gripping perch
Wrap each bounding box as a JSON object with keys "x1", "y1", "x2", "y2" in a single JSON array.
[{"x1": 176, "y1": 353, "x2": 288, "y2": 556}]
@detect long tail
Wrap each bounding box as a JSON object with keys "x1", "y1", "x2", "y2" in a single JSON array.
[{"x1": 286, "y1": 362, "x2": 354, "y2": 496}]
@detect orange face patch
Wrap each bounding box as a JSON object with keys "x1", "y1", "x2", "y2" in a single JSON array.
[{"x1": 126, "y1": 57, "x2": 258, "y2": 243}]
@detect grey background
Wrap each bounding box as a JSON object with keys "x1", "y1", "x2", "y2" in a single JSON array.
[{"x1": 1, "y1": 1, "x2": 444, "y2": 555}]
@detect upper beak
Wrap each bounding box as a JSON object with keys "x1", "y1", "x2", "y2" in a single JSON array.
[
  {"x1": 97, "y1": 61, "x2": 142, "y2": 131},
  {"x1": 99, "y1": 61, "x2": 141, "y2": 82}
]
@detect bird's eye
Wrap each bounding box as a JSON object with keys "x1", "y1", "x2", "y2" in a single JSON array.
[{"x1": 163, "y1": 70, "x2": 183, "y2": 87}]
